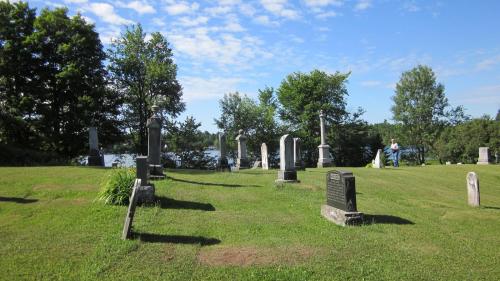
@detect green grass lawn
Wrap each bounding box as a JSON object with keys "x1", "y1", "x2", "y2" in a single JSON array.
[{"x1": 1, "y1": 165, "x2": 499, "y2": 280}]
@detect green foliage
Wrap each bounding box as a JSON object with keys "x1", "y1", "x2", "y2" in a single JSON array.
[
  {"x1": 98, "y1": 168, "x2": 135, "y2": 205},
  {"x1": 107, "y1": 24, "x2": 185, "y2": 155}
]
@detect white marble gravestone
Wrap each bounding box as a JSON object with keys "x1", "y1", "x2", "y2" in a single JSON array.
[
  {"x1": 373, "y1": 149, "x2": 383, "y2": 168},
  {"x1": 261, "y1": 143, "x2": 269, "y2": 170},
  {"x1": 276, "y1": 134, "x2": 297, "y2": 182},
  {"x1": 466, "y1": 172, "x2": 480, "y2": 207},
  {"x1": 477, "y1": 147, "x2": 489, "y2": 165},
  {"x1": 317, "y1": 110, "x2": 333, "y2": 168}
]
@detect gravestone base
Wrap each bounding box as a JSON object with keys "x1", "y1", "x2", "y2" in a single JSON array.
[
  {"x1": 88, "y1": 155, "x2": 104, "y2": 166},
  {"x1": 217, "y1": 158, "x2": 230, "y2": 171},
  {"x1": 149, "y1": 165, "x2": 166, "y2": 180},
  {"x1": 137, "y1": 184, "x2": 155, "y2": 204},
  {"x1": 236, "y1": 158, "x2": 250, "y2": 170},
  {"x1": 317, "y1": 161, "x2": 333, "y2": 168},
  {"x1": 321, "y1": 205, "x2": 363, "y2": 226},
  {"x1": 276, "y1": 170, "x2": 298, "y2": 183},
  {"x1": 294, "y1": 162, "x2": 305, "y2": 171},
  {"x1": 477, "y1": 161, "x2": 489, "y2": 165}
]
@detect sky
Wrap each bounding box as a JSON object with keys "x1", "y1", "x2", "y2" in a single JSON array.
[{"x1": 23, "y1": 0, "x2": 500, "y2": 132}]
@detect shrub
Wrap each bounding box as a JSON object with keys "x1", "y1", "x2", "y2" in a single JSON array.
[{"x1": 98, "y1": 168, "x2": 135, "y2": 205}]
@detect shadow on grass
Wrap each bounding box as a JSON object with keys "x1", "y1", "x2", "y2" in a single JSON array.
[
  {"x1": 136, "y1": 233, "x2": 221, "y2": 246},
  {"x1": 166, "y1": 169, "x2": 216, "y2": 175},
  {"x1": 0, "y1": 196, "x2": 38, "y2": 204},
  {"x1": 155, "y1": 196, "x2": 215, "y2": 211},
  {"x1": 364, "y1": 214, "x2": 414, "y2": 225},
  {"x1": 168, "y1": 176, "x2": 260, "y2": 188},
  {"x1": 483, "y1": 206, "x2": 500, "y2": 210}
]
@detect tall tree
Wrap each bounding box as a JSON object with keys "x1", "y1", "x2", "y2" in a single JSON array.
[
  {"x1": 107, "y1": 24, "x2": 184, "y2": 155},
  {"x1": 391, "y1": 65, "x2": 465, "y2": 164}
]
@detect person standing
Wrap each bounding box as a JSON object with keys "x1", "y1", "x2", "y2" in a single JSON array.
[{"x1": 391, "y1": 139, "x2": 400, "y2": 167}]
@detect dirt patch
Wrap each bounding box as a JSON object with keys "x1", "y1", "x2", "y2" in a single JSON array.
[
  {"x1": 33, "y1": 184, "x2": 96, "y2": 191},
  {"x1": 198, "y1": 246, "x2": 320, "y2": 267},
  {"x1": 163, "y1": 244, "x2": 176, "y2": 262}
]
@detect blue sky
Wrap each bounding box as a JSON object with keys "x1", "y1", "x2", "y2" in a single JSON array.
[{"x1": 25, "y1": 0, "x2": 500, "y2": 132}]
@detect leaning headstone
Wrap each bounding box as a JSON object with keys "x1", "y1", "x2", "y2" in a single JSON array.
[
  {"x1": 88, "y1": 127, "x2": 104, "y2": 166},
  {"x1": 217, "y1": 132, "x2": 230, "y2": 170},
  {"x1": 261, "y1": 143, "x2": 269, "y2": 170},
  {"x1": 466, "y1": 172, "x2": 480, "y2": 207},
  {"x1": 477, "y1": 147, "x2": 489, "y2": 165},
  {"x1": 276, "y1": 134, "x2": 298, "y2": 183},
  {"x1": 235, "y1": 129, "x2": 250, "y2": 170},
  {"x1": 293, "y1": 138, "x2": 305, "y2": 170},
  {"x1": 317, "y1": 110, "x2": 333, "y2": 168},
  {"x1": 373, "y1": 149, "x2": 383, "y2": 168},
  {"x1": 136, "y1": 156, "x2": 155, "y2": 204},
  {"x1": 147, "y1": 105, "x2": 165, "y2": 179},
  {"x1": 252, "y1": 161, "x2": 262, "y2": 169},
  {"x1": 321, "y1": 170, "x2": 363, "y2": 226},
  {"x1": 122, "y1": 179, "x2": 141, "y2": 240}
]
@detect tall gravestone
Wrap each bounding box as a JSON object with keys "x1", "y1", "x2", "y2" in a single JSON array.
[
  {"x1": 466, "y1": 172, "x2": 480, "y2": 207},
  {"x1": 261, "y1": 143, "x2": 269, "y2": 170},
  {"x1": 317, "y1": 110, "x2": 333, "y2": 168},
  {"x1": 88, "y1": 127, "x2": 104, "y2": 166},
  {"x1": 477, "y1": 147, "x2": 489, "y2": 165},
  {"x1": 294, "y1": 138, "x2": 305, "y2": 170},
  {"x1": 235, "y1": 129, "x2": 249, "y2": 170},
  {"x1": 373, "y1": 149, "x2": 383, "y2": 168},
  {"x1": 321, "y1": 170, "x2": 363, "y2": 226},
  {"x1": 147, "y1": 105, "x2": 165, "y2": 179},
  {"x1": 276, "y1": 134, "x2": 298, "y2": 183},
  {"x1": 217, "y1": 132, "x2": 230, "y2": 170},
  {"x1": 136, "y1": 156, "x2": 155, "y2": 203}
]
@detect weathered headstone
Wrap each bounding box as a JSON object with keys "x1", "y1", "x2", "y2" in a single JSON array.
[
  {"x1": 317, "y1": 110, "x2": 333, "y2": 168},
  {"x1": 122, "y1": 179, "x2": 141, "y2": 240},
  {"x1": 217, "y1": 132, "x2": 230, "y2": 170},
  {"x1": 293, "y1": 138, "x2": 305, "y2": 170},
  {"x1": 235, "y1": 129, "x2": 249, "y2": 170},
  {"x1": 136, "y1": 156, "x2": 155, "y2": 204},
  {"x1": 252, "y1": 161, "x2": 262, "y2": 169},
  {"x1": 373, "y1": 149, "x2": 383, "y2": 168},
  {"x1": 466, "y1": 172, "x2": 480, "y2": 207},
  {"x1": 147, "y1": 105, "x2": 165, "y2": 179},
  {"x1": 477, "y1": 147, "x2": 489, "y2": 165},
  {"x1": 321, "y1": 170, "x2": 363, "y2": 226},
  {"x1": 261, "y1": 143, "x2": 269, "y2": 170},
  {"x1": 276, "y1": 134, "x2": 298, "y2": 183},
  {"x1": 88, "y1": 127, "x2": 104, "y2": 166}
]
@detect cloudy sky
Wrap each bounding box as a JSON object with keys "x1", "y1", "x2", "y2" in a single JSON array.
[{"x1": 25, "y1": 0, "x2": 500, "y2": 131}]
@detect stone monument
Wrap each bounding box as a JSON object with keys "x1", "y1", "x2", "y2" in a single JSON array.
[
  {"x1": 88, "y1": 127, "x2": 104, "y2": 166},
  {"x1": 321, "y1": 170, "x2": 363, "y2": 226},
  {"x1": 147, "y1": 105, "x2": 165, "y2": 179},
  {"x1": 136, "y1": 156, "x2": 155, "y2": 204},
  {"x1": 466, "y1": 172, "x2": 480, "y2": 207},
  {"x1": 276, "y1": 134, "x2": 298, "y2": 183},
  {"x1": 317, "y1": 110, "x2": 333, "y2": 168},
  {"x1": 294, "y1": 138, "x2": 305, "y2": 170},
  {"x1": 217, "y1": 132, "x2": 230, "y2": 170},
  {"x1": 122, "y1": 179, "x2": 141, "y2": 240},
  {"x1": 373, "y1": 149, "x2": 383, "y2": 168},
  {"x1": 261, "y1": 143, "x2": 269, "y2": 170},
  {"x1": 235, "y1": 129, "x2": 249, "y2": 170},
  {"x1": 477, "y1": 147, "x2": 489, "y2": 165}
]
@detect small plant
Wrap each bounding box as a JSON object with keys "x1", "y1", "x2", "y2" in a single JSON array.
[{"x1": 98, "y1": 168, "x2": 135, "y2": 205}]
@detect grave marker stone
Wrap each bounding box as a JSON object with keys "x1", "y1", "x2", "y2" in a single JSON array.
[
  {"x1": 373, "y1": 149, "x2": 383, "y2": 168},
  {"x1": 147, "y1": 105, "x2": 165, "y2": 179},
  {"x1": 217, "y1": 132, "x2": 230, "y2": 170},
  {"x1": 122, "y1": 179, "x2": 141, "y2": 240},
  {"x1": 261, "y1": 143, "x2": 269, "y2": 170},
  {"x1": 477, "y1": 147, "x2": 489, "y2": 165},
  {"x1": 276, "y1": 134, "x2": 298, "y2": 183},
  {"x1": 294, "y1": 138, "x2": 305, "y2": 170},
  {"x1": 136, "y1": 156, "x2": 155, "y2": 204},
  {"x1": 88, "y1": 127, "x2": 104, "y2": 166},
  {"x1": 235, "y1": 129, "x2": 250, "y2": 170},
  {"x1": 317, "y1": 110, "x2": 333, "y2": 168},
  {"x1": 466, "y1": 172, "x2": 480, "y2": 207}
]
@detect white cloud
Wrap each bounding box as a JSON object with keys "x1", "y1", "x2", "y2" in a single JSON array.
[
  {"x1": 354, "y1": 0, "x2": 372, "y2": 11},
  {"x1": 97, "y1": 25, "x2": 122, "y2": 44},
  {"x1": 254, "y1": 15, "x2": 279, "y2": 26},
  {"x1": 180, "y1": 76, "x2": 245, "y2": 101},
  {"x1": 316, "y1": 11, "x2": 337, "y2": 19},
  {"x1": 260, "y1": 0, "x2": 300, "y2": 19},
  {"x1": 117, "y1": 1, "x2": 156, "y2": 15},
  {"x1": 402, "y1": 0, "x2": 420, "y2": 12},
  {"x1": 177, "y1": 16, "x2": 209, "y2": 27},
  {"x1": 88, "y1": 3, "x2": 134, "y2": 25},
  {"x1": 303, "y1": 0, "x2": 343, "y2": 8},
  {"x1": 457, "y1": 85, "x2": 500, "y2": 105},
  {"x1": 164, "y1": 1, "x2": 200, "y2": 15},
  {"x1": 152, "y1": 17, "x2": 166, "y2": 26},
  {"x1": 475, "y1": 55, "x2": 500, "y2": 71},
  {"x1": 64, "y1": 0, "x2": 88, "y2": 3},
  {"x1": 290, "y1": 35, "x2": 304, "y2": 43},
  {"x1": 204, "y1": 5, "x2": 232, "y2": 16},
  {"x1": 360, "y1": 80, "x2": 382, "y2": 87}
]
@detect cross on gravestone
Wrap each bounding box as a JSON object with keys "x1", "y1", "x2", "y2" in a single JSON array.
[
  {"x1": 217, "y1": 132, "x2": 230, "y2": 170},
  {"x1": 235, "y1": 129, "x2": 250, "y2": 170},
  {"x1": 321, "y1": 170, "x2": 363, "y2": 226},
  {"x1": 122, "y1": 179, "x2": 141, "y2": 240},
  {"x1": 373, "y1": 149, "x2": 383, "y2": 168},
  {"x1": 477, "y1": 147, "x2": 489, "y2": 165},
  {"x1": 317, "y1": 110, "x2": 333, "y2": 168},
  {"x1": 276, "y1": 134, "x2": 298, "y2": 183},
  {"x1": 466, "y1": 172, "x2": 480, "y2": 207},
  {"x1": 147, "y1": 105, "x2": 165, "y2": 179},
  {"x1": 261, "y1": 143, "x2": 269, "y2": 170}
]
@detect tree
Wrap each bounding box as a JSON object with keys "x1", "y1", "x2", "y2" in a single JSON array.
[
  {"x1": 277, "y1": 69, "x2": 350, "y2": 166},
  {"x1": 391, "y1": 65, "x2": 465, "y2": 164},
  {"x1": 108, "y1": 24, "x2": 184, "y2": 155}
]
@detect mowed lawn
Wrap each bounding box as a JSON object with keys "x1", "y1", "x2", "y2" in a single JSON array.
[{"x1": 0, "y1": 165, "x2": 499, "y2": 280}]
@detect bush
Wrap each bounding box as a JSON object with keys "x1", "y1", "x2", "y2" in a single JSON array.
[{"x1": 98, "y1": 168, "x2": 135, "y2": 205}]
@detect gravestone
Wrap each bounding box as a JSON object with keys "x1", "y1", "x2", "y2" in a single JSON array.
[
  {"x1": 446, "y1": 161, "x2": 451, "y2": 165},
  {"x1": 373, "y1": 149, "x2": 383, "y2": 168},
  {"x1": 112, "y1": 161, "x2": 119, "y2": 168},
  {"x1": 147, "y1": 105, "x2": 165, "y2": 179},
  {"x1": 261, "y1": 143, "x2": 269, "y2": 170},
  {"x1": 477, "y1": 147, "x2": 489, "y2": 165},
  {"x1": 88, "y1": 127, "x2": 104, "y2": 166},
  {"x1": 136, "y1": 156, "x2": 155, "y2": 204},
  {"x1": 235, "y1": 129, "x2": 250, "y2": 170},
  {"x1": 217, "y1": 132, "x2": 230, "y2": 170},
  {"x1": 466, "y1": 172, "x2": 480, "y2": 207},
  {"x1": 252, "y1": 161, "x2": 262, "y2": 169},
  {"x1": 276, "y1": 134, "x2": 298, "y2": 183},
  {"x1": 122, "y1": 179, "x2": 141, "y2": 240},
  {"x1": 321, "y1": 170, "x2": 363, "y2": 226},
  {"x1": 293, "y1": 138, "x2": 305, "y2": 170},
  {"x1": 317, "y1": 110, "x2": 333, "y2": 168}
]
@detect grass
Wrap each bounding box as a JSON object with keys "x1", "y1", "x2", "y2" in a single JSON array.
[{"x1": 0, "y1": 165, "x2": 499, "y2": 280}]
